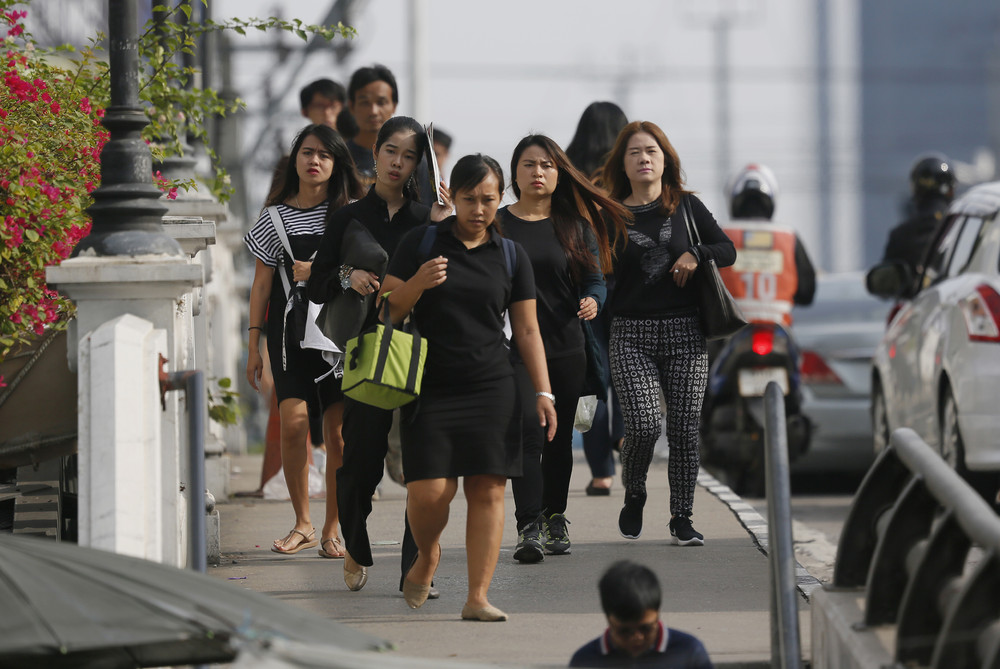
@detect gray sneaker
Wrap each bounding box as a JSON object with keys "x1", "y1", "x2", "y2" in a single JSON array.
[
  {"x1": 544, "y1": 513, "x2": 571, "y2": 555},
  {"x1": 513, "y1": 517, "x2": 545, "y2": 563}
]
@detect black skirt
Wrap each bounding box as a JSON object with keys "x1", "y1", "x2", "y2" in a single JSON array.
[
  {"x1": 266, "y1": 312, "x2": 342, "y2": 406},
  {"x1": 400, "y1": 375, "x2": 521, "y2": 482}
]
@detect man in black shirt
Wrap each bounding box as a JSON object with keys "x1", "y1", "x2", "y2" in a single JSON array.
[
  {"x1": 881, "y1": 153, "x2": 956, "y2": 276},
  {"x1": 345, "y1": 64, "x2": 436, "y2": 204},
  {"x1": 346, "y1": 65, "x2": 398, "y2": 177}
]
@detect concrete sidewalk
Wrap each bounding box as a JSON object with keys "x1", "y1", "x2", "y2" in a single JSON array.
[{"x1": 209, "y1": 451, "x2": 811, "y2": 668}]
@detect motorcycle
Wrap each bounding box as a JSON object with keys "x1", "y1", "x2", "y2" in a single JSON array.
[{"x1": 699, "y1": 322, "x2": 811, "y2": 496}]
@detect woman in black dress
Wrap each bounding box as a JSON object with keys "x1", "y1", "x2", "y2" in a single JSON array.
[
  {"x1": 245, "y1": 124, "x2": 365, "y2": 555},
  {"x1": 497, "y1": 134, "x2": 627, "y2": 562},
  {"x1": 308, "y1": 116, "x2": 450, "y2": 591},
  {"x1": 380, "y1": 154, "x2": 557, "y2": 622},
  {"x1": 601, "y1": 121, "x2": 736, "y2": 546}
]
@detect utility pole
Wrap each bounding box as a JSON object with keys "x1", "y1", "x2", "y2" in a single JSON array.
[
  {"x1": 680, "y1": 1, "x2": 756, "y2": 195},
  {"x1": 410, "y1": 0, "x2": 431, "y2": 122},
  {"x1": 713, "y1": 13, "x2": 732, "y2": 196}
]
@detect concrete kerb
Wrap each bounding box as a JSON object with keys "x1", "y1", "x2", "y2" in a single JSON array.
[{"x1": 698, "y1": 470, "x2": 825, "y2": 602}]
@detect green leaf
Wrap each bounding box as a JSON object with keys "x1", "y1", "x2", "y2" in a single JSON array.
[
  {"x1": 24, "y1": 229, "x2": 40, "y2": 242},
  {"x1": 217, "y1": 377, "x2": 232, "y2": 389}
]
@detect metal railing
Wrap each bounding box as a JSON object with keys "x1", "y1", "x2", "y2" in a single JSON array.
[
  {"x1": 833, "y1": 427, "x2": 1000, "y2": 669},
  {"x1": 763, "y1": 381, "x2": 803, "y2": 669}
]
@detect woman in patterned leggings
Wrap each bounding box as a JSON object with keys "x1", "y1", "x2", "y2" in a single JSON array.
[{"x1": 600, "y1": 121, "x2": 736, "y2": 545}]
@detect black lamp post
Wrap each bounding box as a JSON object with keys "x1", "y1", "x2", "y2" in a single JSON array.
[{"x1": 74, "y1": 0, "x2": 181, "y2": 257}]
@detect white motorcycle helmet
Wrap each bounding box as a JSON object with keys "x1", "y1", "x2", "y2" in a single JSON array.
[{"x1": 728, "y1": 163, "x2": 779, "y2": 220}]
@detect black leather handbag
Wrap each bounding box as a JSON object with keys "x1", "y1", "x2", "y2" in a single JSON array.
[{"x1": 679, "y1": 195, "x2": 747, "y2": 340}]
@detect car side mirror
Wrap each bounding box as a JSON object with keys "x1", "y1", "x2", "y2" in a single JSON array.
[{"x1": 866, "y1": 261, "x2": 914, "y2": 299}]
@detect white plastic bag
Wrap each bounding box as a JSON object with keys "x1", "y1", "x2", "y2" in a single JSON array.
[
  {"x1": 261, "y1": 464, "x2": 325, "y2": 500},
  {"x1": 574, "y1": 395, "x2": 598, "y2": 433}
]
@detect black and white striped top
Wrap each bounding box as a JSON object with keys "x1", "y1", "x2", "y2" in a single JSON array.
[{"x1": 243, "y1": 201, "x2": 330, "y2": 267}]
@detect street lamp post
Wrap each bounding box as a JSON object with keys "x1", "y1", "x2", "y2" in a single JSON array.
[
  {"x1": 75, "y1": 0, "x2": 181, "y2": 257},
  {"x1": 47, "y1": 0, "x2": 201, "y2": 566}
]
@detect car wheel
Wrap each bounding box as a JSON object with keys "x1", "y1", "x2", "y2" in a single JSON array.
[
  {"x1": 940, "y1": 388, "x2": 967, "y2": 473},
  {"x1": 872, "y1": 382, "x2": 890, "y2": 454}
]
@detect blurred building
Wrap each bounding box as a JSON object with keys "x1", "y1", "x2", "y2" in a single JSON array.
[{"x1": 24, "y1": 0, "x2": 1000, "y2": 271}]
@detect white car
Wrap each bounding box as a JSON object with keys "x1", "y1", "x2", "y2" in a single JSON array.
[{"x1": 867, "y1": 181, "x2": 1000, "y2": 475}]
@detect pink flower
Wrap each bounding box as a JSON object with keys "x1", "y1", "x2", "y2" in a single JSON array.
[
  {"x1": 49, "y1": 102, "x2": 59, "y2": 115},
  {"x1": 0, "y1": 375, "x2": 6, "y2": 389},
  {"x1": 79, "y1": 97, "x2": 91, "y2": 114}
]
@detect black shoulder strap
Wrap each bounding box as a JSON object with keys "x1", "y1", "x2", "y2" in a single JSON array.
[
  {"x1": 500, "y1": 237, "x2": 517, "y2": 278},
  {"x1": 417, "y1": 224, "x2": 437, "y2": 263}
]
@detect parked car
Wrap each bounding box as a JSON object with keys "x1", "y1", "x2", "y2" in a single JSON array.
[
  {"x1": 867, "y1": 181, "x2": 1000, "y2": 477},
  {"x1": 790, "y1": 272, "x2": 891, "y2": 474}
]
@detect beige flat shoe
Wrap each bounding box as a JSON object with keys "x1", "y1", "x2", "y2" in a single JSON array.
[
  {"x1": 402, "y1": 577, "x2": 430, "y2": 609},
  {"x1": 461, "y1": 603, "x2": 508, "y2": 622},
  {"x1": 271, "y1": 528, "x2": 318, "y2": 555},
  {"x1": 344, "y1": 554, "x2": 368, "y2": 591}
]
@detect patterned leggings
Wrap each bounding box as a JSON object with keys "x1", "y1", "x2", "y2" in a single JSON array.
[{"x1": 609, "y1": 314, "x2": 708, "y2": 518}]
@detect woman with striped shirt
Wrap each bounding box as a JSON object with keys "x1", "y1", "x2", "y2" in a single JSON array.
[{"x1": 244, "y1": 124, "x2": 365, "y2": 556}]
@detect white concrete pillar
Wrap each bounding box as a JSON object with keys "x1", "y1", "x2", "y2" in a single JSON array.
[
  {"x1": 76, "y1": 314, "x2": 166, "y2": 560},
  {"x1": 47, "y1": 255, "x2": 201, "y2": 567}
]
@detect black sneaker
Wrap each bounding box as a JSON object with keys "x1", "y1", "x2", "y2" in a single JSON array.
[
  {"x1": 544, "y1": 513, "x2": 571, "y2": 555},
  {"x1": 513, "y1": 517, "x2": 545, "y2": 563},
  {"x1": 669, "y1": 515, "x2": 705, "y2": 546},
  {"x1": 618, "y1": 491, "x2": 646, "y2": 539}
]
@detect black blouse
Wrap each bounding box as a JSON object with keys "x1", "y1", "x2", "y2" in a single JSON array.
[
  {"x1": 609, "y1": 194, "x2": 736, "y2": 318},
  {"x1": 308, "y1": 187, "x2": 431, "y2": 306},
  {"x1": 387, "y1": 218, "x2": 536, "y2": 389}
]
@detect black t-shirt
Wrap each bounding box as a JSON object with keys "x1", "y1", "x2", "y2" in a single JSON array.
[
  {"x1": 387, "y1": 218, "x2": 535, "y2": 389},
  {"x1": 497, "y1": 207, "x2": 598, "y2": 360},
  {"x1": 609, "y1": 195, "x2": 735, "y2": 318},
  {"x1": 348, "y1": 140, "x2": 375, "y2": 178},
  {"x1": 308, "y1": 187, "x2": 431, "y2": 305}
]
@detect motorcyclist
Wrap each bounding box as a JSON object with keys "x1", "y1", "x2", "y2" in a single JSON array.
[
  {"x1": 699, "y1": 164, "x2": 816, "y2": 494},
  {"x1": 880, "y1": 153, "x2": 956, "y2": 276},
  {"x1": 719, "y1": 163, "x2": 816, "y2": 326}
]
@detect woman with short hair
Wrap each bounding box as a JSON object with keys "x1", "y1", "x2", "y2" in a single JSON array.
[{"x1": 380, "y1": 154, "x2": 557, "y2": 621}]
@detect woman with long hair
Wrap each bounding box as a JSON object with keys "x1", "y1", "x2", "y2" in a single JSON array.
[
  {"x1": 600, "y1": 121, "x2": 736, "y2": 546},
  {"x1": 565, "y1": 101, "x2": 629, "y2": 181},
  {"x1": 498, "y1": 134, "x2": 628, "y2": 563},
  {"x1": 245, "y1": 123, "x2": 365, "y2": 556},
  {"x1": 308, "y1": 116, "x2": 450, "y2": 592},
  {"x1": 380, "y1": 154, "x2": 557, "y2": 622},
  {"x1": 565, "y1": 101, "x2": 630, "y2": 496}
]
